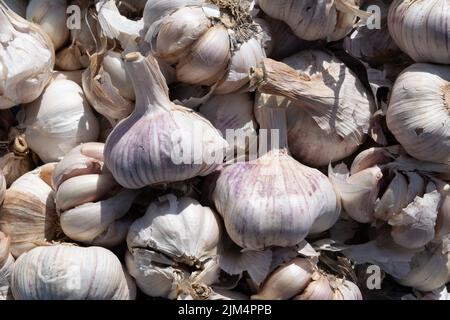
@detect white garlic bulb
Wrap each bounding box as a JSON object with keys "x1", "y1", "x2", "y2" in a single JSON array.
[
  {"x1": 252, "y1": 258, "x2": 315, "y2": 300},
  {"x1": 388, "y1": 0, "x2": 450, "y2": 64},
  {"x1": 258, "y1": 0, "x2": 369, "y2": 41},
  {"x1": 11, "y1": 245, "x2": 136, "y2": 300},
  {"x1": 252, "y1": 51, "x2": 375, "y2": 167},
  {"x1": 0, "y1": 164, "x2": 59, "y2": 257},
  {"x1": 82, "y1": 50, "x2": 135, "y2": 125},
  {"x1": 18, "y1": 79, "x2": 100, "y2": 163},
  {"x1": 144, "y1": 0, "x2": 266, "y2": 93},
  {"x1": 199, "y1": 93, "x2": 258, "y2": 159},
  {"x1": 0, "y1": 3, "x2": 55, "y2": 109},
  {"x1": 104, "y1": 52, "x2": 227, "y2": 189},
  {"x1": 213, "y1": 105, "x2": 340, "y2": 250},
  {"x1": 54, "y1": 143, "x2": 139, "y2": 247},
  {"x1": 0, "y1": 232, "x2": 14, "y2": 300},
  {"x1": 126, "y1": 195, "x2": 222, "y2": 299},
  {"x1": 387, "y1": 63, "x2": 450, "y2": 165},
  {"x1": 26, "y1": 0, "x2": 69, "y2": 51}
]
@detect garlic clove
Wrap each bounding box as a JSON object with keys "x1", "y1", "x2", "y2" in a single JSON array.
[
  {"x1": 329, "y1": 163, "x2": 382, "y2": 224},
  {"x1": 374, "y1": 171, "x2": 409, "y2": 221},
  {"x1": 55, "y1": 43, "x2": 85, "y2": 71},
  {"x1": 251, "y1": 258, "x2": 315, "y2": 300},
  {"x1": 350, "y1": 146, "x2": 402, "y2": 175},
  {"x1": 435, "y1": 187, "x2": 450, "y2": 239},
  {"x1": 331, "y1": 278, "x2": 363, "y2": 300},
  {"x1": 293, "y1": 274, "x2": 335, "y2": 300},
  {"x1": 176, "y1": 25, "x2": 230, "y2": 86},
  {"x1": 102, "y1": 51, "x2": 136, "y2": 101},
  {"x1": 55, "y1": 174, "x2": 119, "y2": 212}
]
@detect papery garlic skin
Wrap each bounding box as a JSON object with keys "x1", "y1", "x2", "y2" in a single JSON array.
[
  {"x1": 213, "y1": 106, "x2": 340, "y2": 250},
  {"x1": 386, "y1": 64, "x2": 450, "y2": 165},
  {"x1": 388, "y1": 0, "x2": 450, "y2": 64},
  {"x1": 199, "y1": 93, "x2": 258, "y2": 158},
  {"x1": 294, "y1": 274, "x2": 335, "y2": 300},
  {"x1": 127, "y1": 195, "x2": 221, "y2": 266},
  {"x1": 258, "y1": 0, "x2": 367, "y2": 41},
  {"x1": 104, "y1": 53, "x2": 227, "y2": 189},
  {"x1": 0, "y1": 3, "x2": 55, "y2": 109},
  {"x1": 0, "y1": 232, "x2": 14, "y2": 300},
  {"x1": 3, "y1": 0, "x2": 28, "y2": 17},
  {"x1": 252, "y1": 258, "x2": 314, "y2": 300},
  {"x1": 11, "y1": 245, "x2": 136, "y2": 300},
  {"x1": 26, "y1": 0, "x2": 69, "y2": 51},
  {"x1": 18, "y1": 79, "x2": 100, "y2": 163},
  {"x1": 0, "y1": 165, "x2": 59, "y2": 257},
  {"x1": 0, "y1": 170, "x2": 5, "y2": 205}
]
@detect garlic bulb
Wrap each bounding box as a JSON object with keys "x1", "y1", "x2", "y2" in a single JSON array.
[
  {"x1": 388, "y1": 0, "x2": 450, "y2": 64},
  {"x1": 144, "y1": 0, "x2": 266, "y2": 93},
  {"x1": 3, "y1": 0, "x2": 28, "y2": 17},
  {"x1": 18, "y1": 79, "x2": 100, "y2": 163},
  {"x1": 386, "y1": 63, "x2": 450, "y2": 165},
  {"x1": 252, "y1": 258, "x2": 315, "y2": 300},
  {"x1": 11, "y1": 245, "x2": 136, "y2": 300},
  {"x1": 55, "y1": 143, "x2": 139, "y2": 247},
  {"x1": 26, "y1": 0, "x2": 69, "y2": 51},
  {"x1": 0, "y1": 232, "x2": 14, "y2": 300},
  {"x1": 0, "y1": 164, "x2": 60, "y2": 257},
  {"x1": 199, "y1": 93, "x2": 258, "y2": 159},
  {"x1": 82, "y1": 50, "x2": 135, "y2": 125},
  {"x1": 0, "y1": 3, "x2": 55, "y2": 109},
  {"x1": 126, "y1": 194, "x2": 222, "y2": 299},
  {"x1": 104, "y1": 52, "x2": 227, "y2": 190},
  {"x1": 344, "y1": 0, "x2": 402, "y2": 65},
  {"x1": 258, "y1": 0, "x2": 369, "y2": 41},
  {"x1": 213, "y1": 104, "x2": 340, "y2": 250},
  {"x1": 252, "y1": 51, "x2": 375, "y2": 167}
]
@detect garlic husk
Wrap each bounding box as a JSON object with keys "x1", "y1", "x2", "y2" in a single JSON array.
[
  {"x1": 3, "y1": 0, "x2": 28, "y2": 17},
  {"x1": 127, "y1": 195, "x2": 221, "y2": 267},
  {"x1": 11, "y1": 245, "x2": 136, "y2": 300},
  {"x1": 252, "y1": 51, "x2": 375, "y2": 166},
  {"x1": 26, "y1": 0, "x2": 69, "y2": 51},
  {"x1": 329, "y1": 163, "x2": 382, "y2": 224},
  {"x1": 82, "y1": 50, "x2": 135, "y2": 125},
  {"x1": 373, "y1": 171, "x2": 409, "y2": 221},
  {"x1": 55, "y1": 43, "x2": 85, "y2": 71},
  {"x1": 331, "y1": 278, "x2": 363, "y2": 300},
  {"x1": 293, "y1": 274, "x2": 335, "y2": 300},
  {"x1": 213, "y1": 105, "x2": 340, "y2": 250},
  {"x1": 436, "y1": 192, "x2": 450, "y2": 239},
  {"x1": 386, "y1": 63, "x2": 450, "y2": 165},
  {"x1": 199, "y1": 93, "x2": 258, "y2": 159},
  {"x1": 144, "y1": 0, "x2": 266, "y2": 91},
  {"x1": 0, "y1": 164, "x2": 59, "y2": 257},
  {"x1": 388, "y1": 0, "x2": 450, "y2": 64},
  {"x1": 70, "y1": 6, "x2": 98, "y2": 67},
  {"x1": 251, "y1": 258, "x2": 315, "y2": 300},
  {"x1": 0, "y1": 232, "x2": 14, "y2": 300},
  {"x1": 17, "y1": 79, "x2": 100, "y2": 163},
  {"x1": 344, "y1": 0, "x2": 401, "y2": 65},
  {"x1": 258, "y1": 0, "x2": 369, "y2": 41},
  {"x1": 0, "y1": 3, "x2": 55, "y2": 109},
  {"x1": 0, "y1": 170, "x2": 5, "y2": 205},
  {"x1": 104, "y1": 53, "x2": 227, "y2": 190}
]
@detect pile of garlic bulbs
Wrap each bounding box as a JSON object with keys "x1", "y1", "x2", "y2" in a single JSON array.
[{"x1": 0, "y1": 0, "x2": 449, "y2": 301}]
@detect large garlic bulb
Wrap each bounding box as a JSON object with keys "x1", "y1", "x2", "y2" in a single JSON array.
[
  {"x1": 199, "y1": 93, "x2": 258, "y2": 159},
  {"x1": 387, "y1": 64, "x2": 450, "y2": 165},
  {"x1": 0, "y1": 232, "x2": 14, "y2": 300},
  {"x1": 213, "y1": 104, "x2": 340, "y2": 250},
  {"x1": 258, "y1": 0, "x2": 369, "y2": 42},
  {"x1": 0, "y1": 3, "x2": 55, "y2": 109},
  {"x1": 26, "y1": 0, "x2": 69, "y2": 51},
  {"x1": 126, "y1": 194, "x2": 222, "y2": 299},
  {"x1": 54, "y1": 143, "x2": 139, "y2": 247},
  {"x1": 82, "y1": 50, "x2": 135, "y2": 125},
  {"x1": 18, "y1": 79, "x2": 100, "y2": 163},
  {"x1": 388, "y1": 0, "x2": 450, "y2": 64},
  {"x1": 0, "y1": 164, "x2": 59, "y2": 257},
  {"x1": 252, "y1": 51, "x2": 375, "y2": 167},
  {"x1": 11, "y1": 245, "x2": 136, "y2": 300},
  {"x1": 143, "y1": 0, "x2": 266, "y2": 94},
  {"x1": 104, "y1": 52, "x2": 227, "y2": 190}
]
